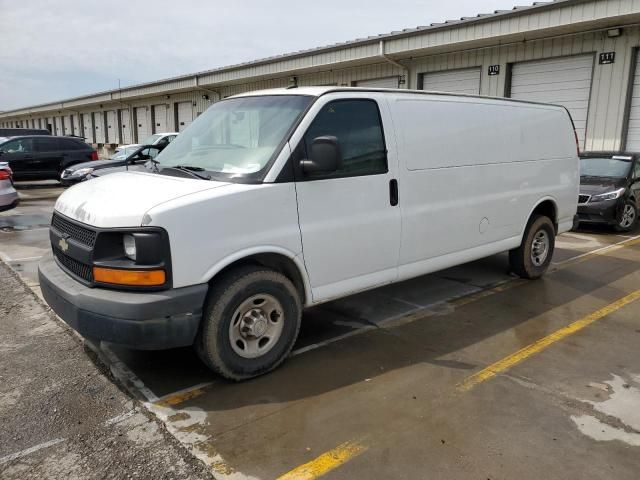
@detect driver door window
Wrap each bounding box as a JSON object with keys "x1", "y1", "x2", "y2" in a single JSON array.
[{"x1": 302, "y1": 99, "x2": 387, "y2": 179}]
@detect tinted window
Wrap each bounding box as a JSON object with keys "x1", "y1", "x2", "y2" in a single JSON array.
[
  {"x1": 0, "y1": 138, "x2": 34, "y2": 153},
  {"x1": 635, "y1": 161, "x2": 640, "y2": 179},
  {"x1": 303, "y1": 99, "x2": 387, "y2": 178},
  {"x1": 60, "y1": 139, "x2": 85, "y2": 150},
  {"x1": 35, "y1": 138, "x2": 60, "y2": 152}
]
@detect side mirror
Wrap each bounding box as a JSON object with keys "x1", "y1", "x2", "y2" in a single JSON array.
[
  {"x1": 137, "y1": 154, "x2": 151, "y2": 161},
  {"x1": 301, "y1": 136, "x2": 342, "y2": 175}
]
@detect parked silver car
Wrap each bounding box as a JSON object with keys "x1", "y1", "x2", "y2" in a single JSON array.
[{"x1": 0, "y1": 162, "x2": 19, "y2": 211}]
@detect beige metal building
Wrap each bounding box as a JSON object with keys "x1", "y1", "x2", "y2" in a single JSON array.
[{"x1": 2, "y1": 0, "x2": 640, "y2": 154}]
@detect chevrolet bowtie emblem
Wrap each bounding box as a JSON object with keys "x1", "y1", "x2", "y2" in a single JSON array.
[{"x1": 58, "y1": 237, "x2": 69, "y2": 253}]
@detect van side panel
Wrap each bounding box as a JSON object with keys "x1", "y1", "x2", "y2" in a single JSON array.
[{"x1": 390, "y1": 95, "x2": 578, "y2": 274}]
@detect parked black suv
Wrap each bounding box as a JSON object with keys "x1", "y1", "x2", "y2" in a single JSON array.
[
  {"x1": 577, "y1": 152, "x2": 640, "y2": 232},
  {"x1": 0, "y1": 127, "x2": 50, "y2": 137},
  {"x1": 0, "y1": 136, "x2": 98, "y2": 181}
]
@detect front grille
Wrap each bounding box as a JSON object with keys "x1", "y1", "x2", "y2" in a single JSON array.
[
  {"x1": 51, "y1": 213, "x2": 97, "y2": 248},
  {"x1": 54, "y1": 249, "x2": 93, "y2": 282},
  {"x1": 578, "y1": 194, "x2": 590, "y2": 204}
]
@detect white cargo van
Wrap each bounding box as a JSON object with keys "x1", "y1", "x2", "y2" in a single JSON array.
[{"x1": 39, "y1": 87, "x2": 579, "y2": 379}]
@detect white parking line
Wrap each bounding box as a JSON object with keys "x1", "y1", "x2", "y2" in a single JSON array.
[
  {"x1": 7, "y1": 256, "x2": 44, "y2": 262},
  {"x1": 553, "y1": 234, "x2": 640, "y2": 266},
  {"x1": 103, "y1": 409, "x2": 138, "y2": 426},
  {"x1": 0, "y1": 438, "x2": 65, "y2": 465}
]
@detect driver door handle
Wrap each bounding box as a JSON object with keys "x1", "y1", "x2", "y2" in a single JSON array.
[{"x1": 389, "y1": 179, "x2": 399, "y2": 206}]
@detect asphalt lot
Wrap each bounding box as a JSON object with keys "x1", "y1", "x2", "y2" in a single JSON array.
[{"x1": 2, "y1": 180, "x2": 640, "y2": 479}]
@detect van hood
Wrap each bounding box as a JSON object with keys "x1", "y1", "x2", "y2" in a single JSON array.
[{"x1": 55, "y1": 171, "x2": 230, "y2": 228}]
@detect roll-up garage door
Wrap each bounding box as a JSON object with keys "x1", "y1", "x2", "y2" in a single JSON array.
[
  {"x1": 82, "y1": 113, "x2": 93, "y2": 142},
  {"x1": 153, "y1": 104, "x2": 168, "y2": 133},
  {"x1": 625, "y1": 50, "x2": 640, "y2": 150},
  {"x1": 94, "y1": 112, "x2": 105, "y2": 143},
  {"x1": 105, "y1": 110, "x2": 118, "y2": 143},
  {"x1": 120, "y1": 109, "x2": 132, "y2": 144},
  {"x1": 176, "y1": 102, "x2": 193, "y2": 132},
  {"x1": 54, "y1": 117, "x2": 63, "y2": 136},
  {"x1": 419, "y1": 67, "x2": 481, "y2": 95},
  {"x1": 71, "y1": 114, "x2": 80, "y2": 136},
  {"x1": 354, "y1": 77, "x2": 399, "y2": 88},
  {"x1": 135, "y1": 107, "x2": 151, "y2": 142},
  {"x1": 510, "y1": 54, "x2": 594, "y2": 147}
]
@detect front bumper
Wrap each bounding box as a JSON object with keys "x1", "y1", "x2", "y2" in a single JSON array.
[
  {"x1": 38, "y1": 252, "x2": 208, "y2": 350},
  {"x1": 576, "y1": 199, "x2": 619, "y2": 225}
]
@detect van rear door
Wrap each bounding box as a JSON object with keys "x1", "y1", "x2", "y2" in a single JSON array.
[{"x1": 293, "y1": 96, "x2": 401, "y2": 302}]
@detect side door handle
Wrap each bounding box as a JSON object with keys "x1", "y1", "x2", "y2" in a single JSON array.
[{"x1": 389, "y1": 179, "x2": 399, "y2": 206}]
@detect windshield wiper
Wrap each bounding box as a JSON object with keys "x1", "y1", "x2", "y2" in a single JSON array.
[{"x1": 161, "y1": 165, "x2": 212, "y2": 180}]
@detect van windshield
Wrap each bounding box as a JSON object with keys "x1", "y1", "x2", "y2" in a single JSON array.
[{"x1": 156, "y1": 95, "x2": 313, "y2": 181}]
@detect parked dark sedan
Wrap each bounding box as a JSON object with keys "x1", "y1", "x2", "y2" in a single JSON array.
[
  {"x1": 0, "y1": 136, "x2": 97, "y2": 181},
  {"x1": 60, "y1": 144, "x2": 163, "y2": 185},
  {"x1": 576, "y1": 152, "x2": 640, "y2": 232}
]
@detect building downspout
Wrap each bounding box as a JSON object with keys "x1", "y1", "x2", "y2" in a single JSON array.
[{"x1": 379, "y1": 40, "x2": 409, "y2": 88}]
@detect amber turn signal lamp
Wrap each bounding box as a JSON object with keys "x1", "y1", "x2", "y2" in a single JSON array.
[{"x1": 93, "y1": 267, "x2": 166, "y2": 286}]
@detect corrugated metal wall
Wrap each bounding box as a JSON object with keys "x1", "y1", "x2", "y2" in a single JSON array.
[
  {"x1": 3, "y1": 18, "x2": 640, "y2": 152},
  {"x1": 408, "y1": 27, "x2": 640, "y2": 151}
]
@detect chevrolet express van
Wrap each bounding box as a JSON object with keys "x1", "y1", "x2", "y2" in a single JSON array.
[{"x1": 39, "y1": 87, "x2": 579, "y2": 380}]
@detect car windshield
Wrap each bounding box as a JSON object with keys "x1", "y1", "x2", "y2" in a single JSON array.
[
  {"x1": 155, "y1": 95, "x2": 313, "y2": 181},
  {"x1": 580, "y1": 157, "x2": 632, "y2": 178},
  {"x1": 111, "y1": 146, "x2": 136, "y2": 160},
  {"x1": 142, "y1": 134, "x2": 162, "y2": 145}
]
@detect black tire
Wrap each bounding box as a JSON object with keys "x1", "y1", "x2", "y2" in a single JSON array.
[
  {"x1": 195, "y1": 266, "x2": 301, "y2": 381},
  {"x1": 614, "y1": 200, "x2": 637, "y2": 233},
  {"x1": 509, "y1": 215, "x2": 555, "y2": 279}
]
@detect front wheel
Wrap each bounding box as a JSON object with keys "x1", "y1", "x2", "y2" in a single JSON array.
[
  {"x1": 196, "y1": 266, "x2": 302, "y2": 381},
  {"x1": 509, "y1": 215, "x2": 555, "y2": 279},
  {"x1": 614, "y1": 200, "x2": 637, "y2": 232}
]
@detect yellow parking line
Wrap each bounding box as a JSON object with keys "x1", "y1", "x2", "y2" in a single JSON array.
[
  {"x1": 276, "y1": 441, "x2": 367, "y2": 480},
  {"x1": 153, "y1": 383, "x2": 211, "y2": 408},
  {"x1": 457, "y1": 289, "x2": 640, "y2": 392}
]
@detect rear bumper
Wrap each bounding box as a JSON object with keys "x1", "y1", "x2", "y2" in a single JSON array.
[{"x1": 38, "y1": 252, "x2": 208, "y2": 350}]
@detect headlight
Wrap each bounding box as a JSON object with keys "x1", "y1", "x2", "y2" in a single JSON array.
[
  {"x1": 123, "y1": 234, "x2": 137, "y2": 260},
  {"x1": 589, "y1": 187, "x2": 625, "y2": 203},
  {"x1": 71, "y1": 167, "x2": 95, "y2": 178}
]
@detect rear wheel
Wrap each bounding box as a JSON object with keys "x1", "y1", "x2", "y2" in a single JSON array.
[
  {"x1": 509, "y1": 215, "x2": 555, "y2": 279},
  {"x1": 196, "y1": 266, "x2": 301, "y2": 381},
  {"x1": 614, "y1": 200, "x2": 637, "y2": 232}
]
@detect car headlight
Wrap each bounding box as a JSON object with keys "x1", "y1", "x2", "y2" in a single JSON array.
[
  {"x1": 123, "y1": 234, "x2": 137, "y2": 260},
  {"x1": 589, "y1": 187, "x2": 625, "y2": 203},
  {"x1": 71, "y1": 167, "x2": 95, "y2": 178}
]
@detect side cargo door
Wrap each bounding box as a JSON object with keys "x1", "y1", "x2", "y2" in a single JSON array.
[{"x1": 292, "y1": 95, "x2": 401, "y2": 303}]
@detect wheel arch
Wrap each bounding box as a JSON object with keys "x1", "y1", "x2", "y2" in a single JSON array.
[
  {"x1": 200, "y1": 248, "x2": 311, "y2": 306},
  {"x1": 523, "y1": 197, "x2": 559, "y2": 235}
]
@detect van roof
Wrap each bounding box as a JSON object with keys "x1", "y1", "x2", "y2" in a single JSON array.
[{"x1": 231, "y1": 86, "x2": 570, "y2": 111}]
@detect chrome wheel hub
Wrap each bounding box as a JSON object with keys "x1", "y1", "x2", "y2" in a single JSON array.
[
  {"x1": 229, "y1": 294, "x2": 284, "y2": 359},
  {"x1": 531, "y1": 230, "x2": 549, "y2": 267},
  {"x1": 620, "y1": 204, "x2": 635, "y2": 228}
]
